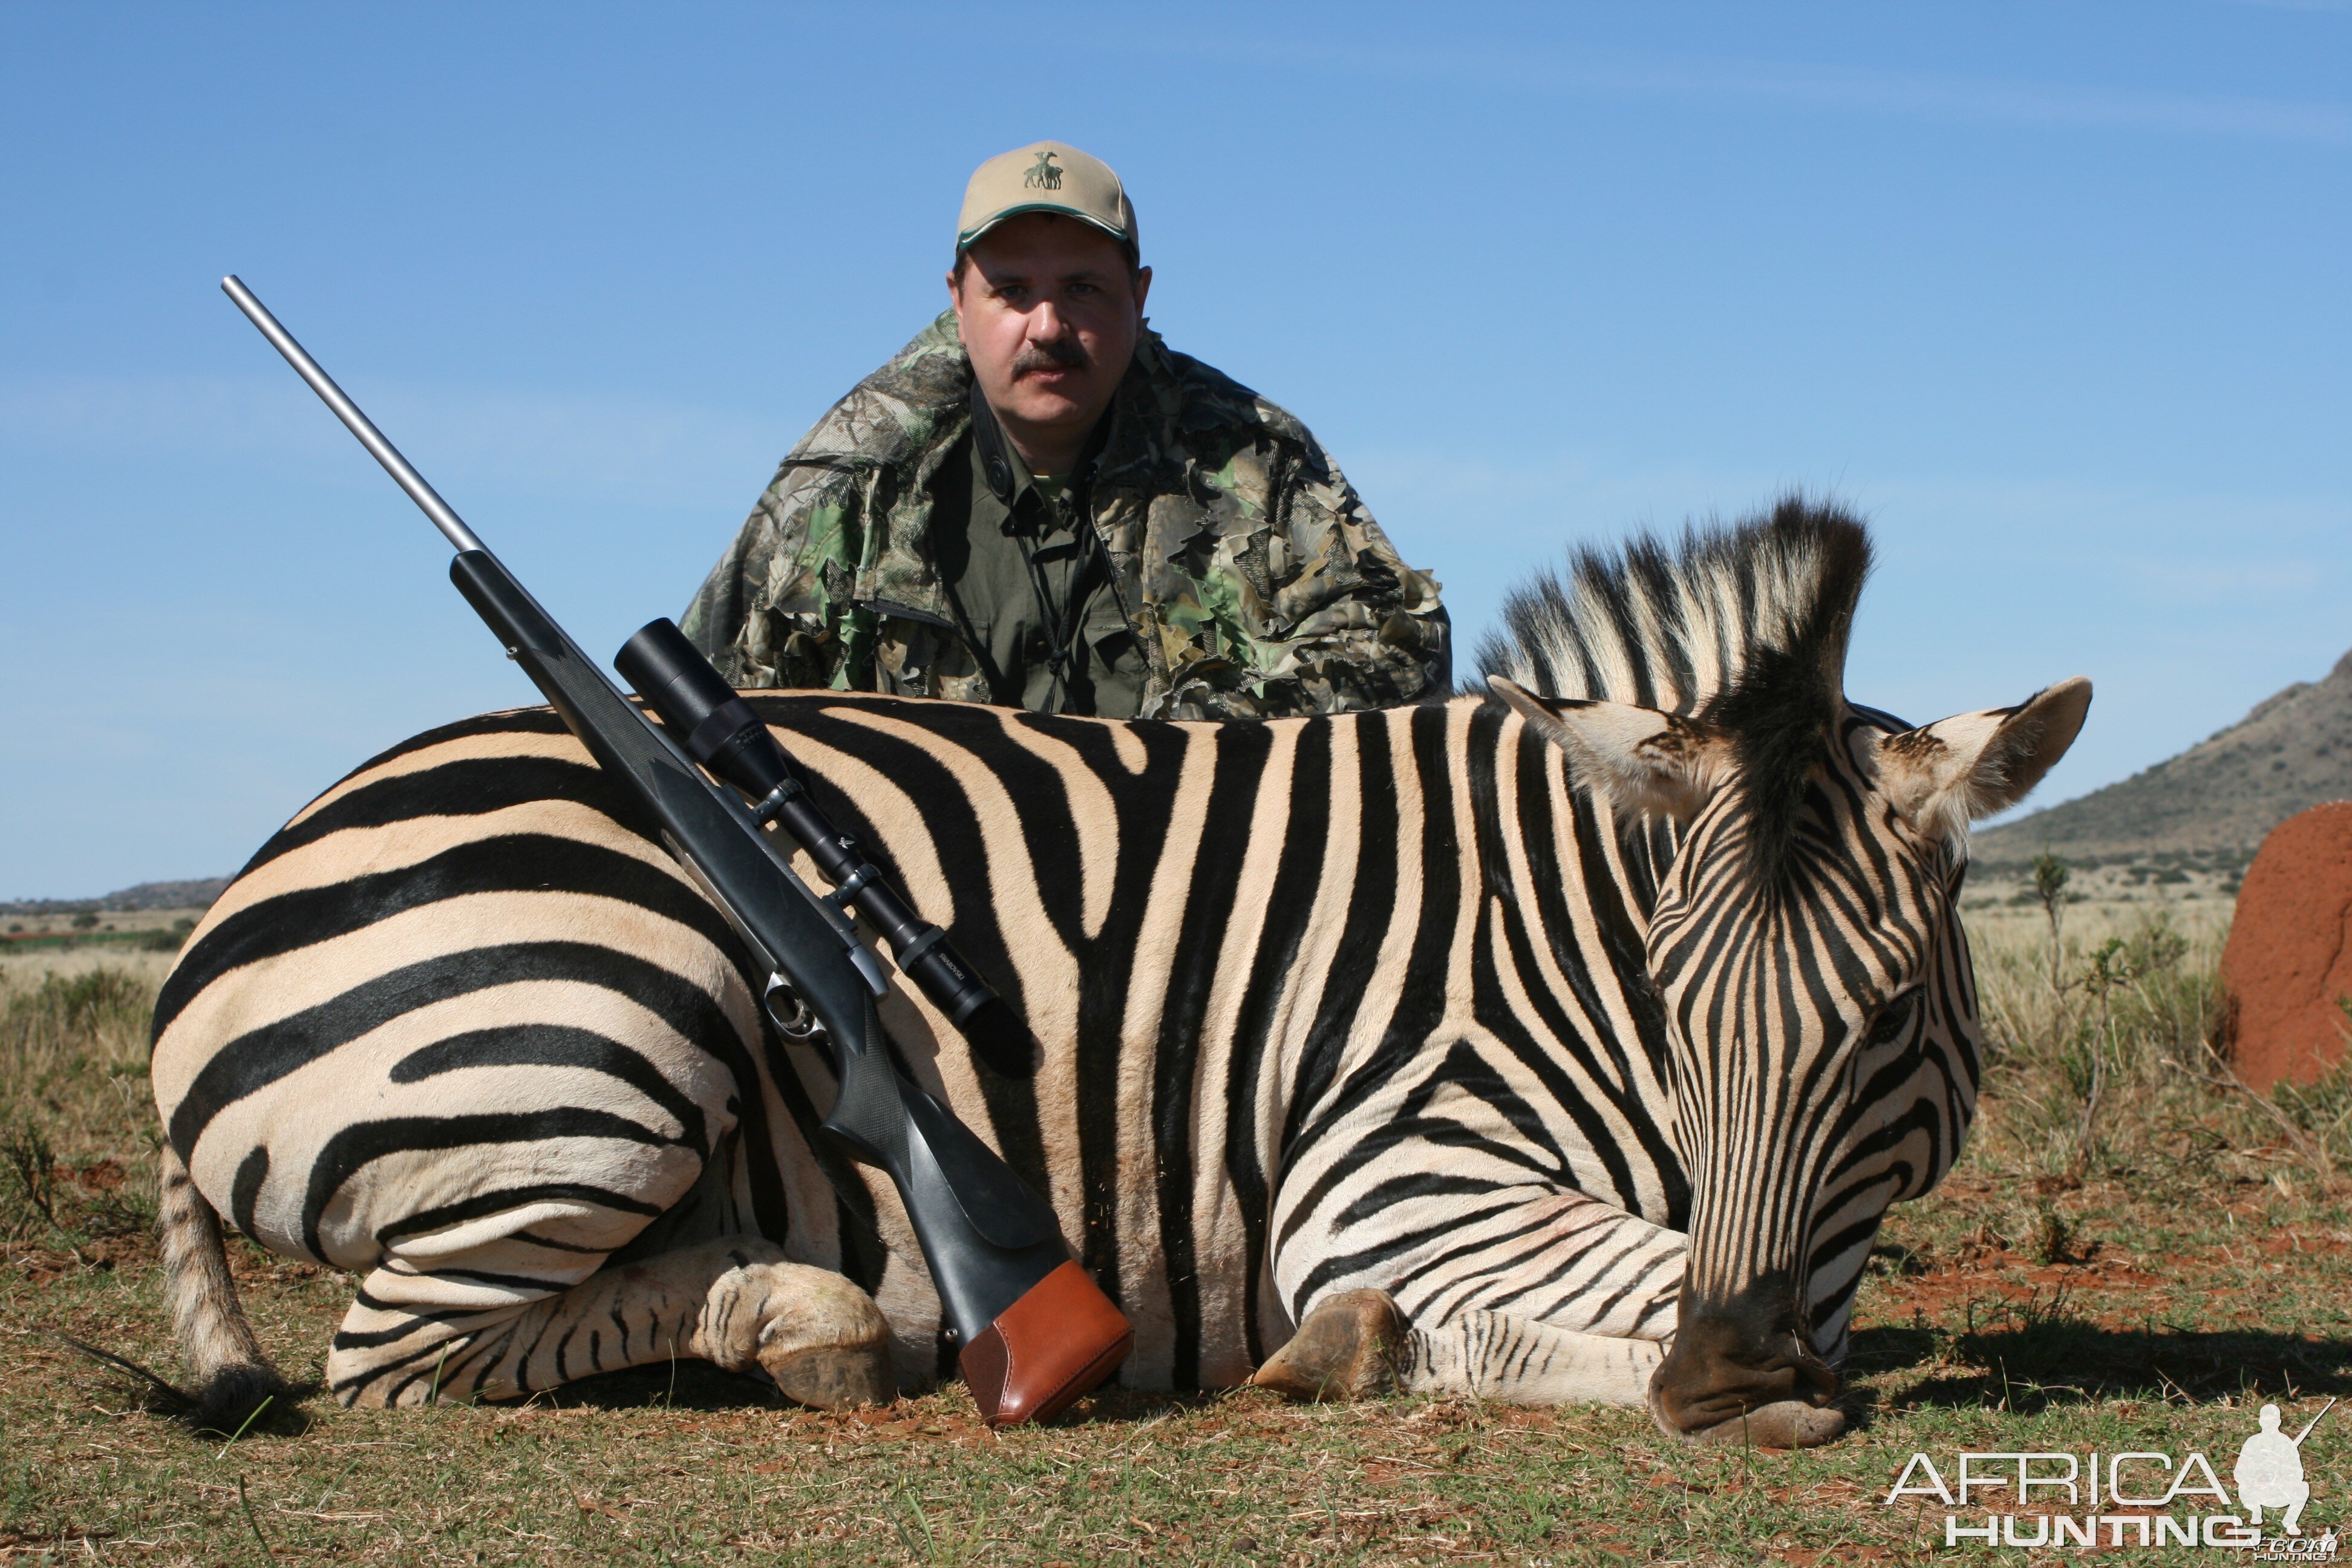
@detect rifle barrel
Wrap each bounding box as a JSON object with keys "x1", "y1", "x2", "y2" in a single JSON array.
[{"x1": 220, "y1": 275, "x2": 485, "y2": 555}]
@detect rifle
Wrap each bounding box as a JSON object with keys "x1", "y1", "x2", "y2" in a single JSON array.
[{"x1": 221, "y1": 275, "x2": 1131, "y2": 1426}]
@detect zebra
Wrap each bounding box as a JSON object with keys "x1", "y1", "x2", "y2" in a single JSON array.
[{"x1": 149, "y1": 500, "x2": 2087, "y2": 1447}]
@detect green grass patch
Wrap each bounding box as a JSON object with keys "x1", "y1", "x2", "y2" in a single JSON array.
[{"x1": 0, "y1": 929, "x2": 181, "y2": 955}]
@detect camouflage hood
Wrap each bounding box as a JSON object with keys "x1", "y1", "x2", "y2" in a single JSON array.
[{"x1": 683, "y1": 312, "x2": 1448, "y2": 719}]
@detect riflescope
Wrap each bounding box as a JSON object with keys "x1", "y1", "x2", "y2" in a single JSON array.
[{"x1": 617, "y1": 618, "x2": 1037, "y2": 1079}]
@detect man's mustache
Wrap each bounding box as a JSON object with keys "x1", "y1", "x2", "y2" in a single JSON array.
[{"x1": 1011, "y1": 338, "x2": 1090, "y2": 377}]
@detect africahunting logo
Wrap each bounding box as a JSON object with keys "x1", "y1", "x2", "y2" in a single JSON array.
[
  {"x1": 1884, "y1": 1400, "x2": 2336, "y2": 1554},
  {"x1": 1023, "y1": 150, "x2": 1063, "y2": 190}
]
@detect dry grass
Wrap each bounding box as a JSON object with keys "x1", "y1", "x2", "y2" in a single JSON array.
[{"x1": 5, "y1": 893, "x2": 2351, "y2": 1565}]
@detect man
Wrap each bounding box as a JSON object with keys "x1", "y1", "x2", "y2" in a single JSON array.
[{"x1": 683, "y1": 141, "x2": 1448, "y2": 719}]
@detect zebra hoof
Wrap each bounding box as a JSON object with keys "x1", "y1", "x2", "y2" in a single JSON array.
[
  {"x1": 744, "y1": 1266, "x2": 897, "y2": 1410},
  {"x1": 1250, "y1": 1289, "x2": 1406, "y2": 1401},
  {"x1": 1686, "y1": 1400, "x2": 1847, "y2": 1449},
  {"x1": 767, "y1": 1342, "x2": 896, "y2": 1410}
]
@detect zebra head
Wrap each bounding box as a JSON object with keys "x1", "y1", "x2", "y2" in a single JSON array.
[{"x1": 1483, "y1": 501, "x2": 2089, "y2": 1446}]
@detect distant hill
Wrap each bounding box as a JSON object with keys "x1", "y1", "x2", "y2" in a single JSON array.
[
  {"x1": 1976, "y1": 649, "x2": 2352, "y2": 867},
  {"x1": 0, "y1": 877, "x2": 229, "y2": 917}
]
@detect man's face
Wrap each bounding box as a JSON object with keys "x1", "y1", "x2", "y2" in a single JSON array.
[{"x1": 949, "y1": 213, "x2": 1151, "y2": 467}]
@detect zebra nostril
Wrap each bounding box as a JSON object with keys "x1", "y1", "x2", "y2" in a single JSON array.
[{"x1": 1794, "y1": 1350, "x2": 1842, "y2": 1405}]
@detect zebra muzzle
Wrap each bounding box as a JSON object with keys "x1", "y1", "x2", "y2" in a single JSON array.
[
  {"x1": 957, "y1": 1259, "x2": 1135, "y2": 1427},
  {"x1": 1648, "y1": 1301, "x2": 1845, "y2": 1448}
]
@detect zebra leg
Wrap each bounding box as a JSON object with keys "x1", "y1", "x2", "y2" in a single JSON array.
[
  {"x1": 1250, "y1": 1289, "x2": 1408, "y2": 1400},
  {"x1": 1405, "y1": 1310, "x2": 1664, "y2": 1406},
  {"x1": 328, "y1": 1237, "x2": 892, "y2": 1409}
]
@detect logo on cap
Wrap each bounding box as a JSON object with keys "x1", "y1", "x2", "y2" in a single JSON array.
[{"x1": 1022, "y1": 151, "x2": 1064, "y2": 191}]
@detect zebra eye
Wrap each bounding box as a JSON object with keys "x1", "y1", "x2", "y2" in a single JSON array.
[{"x1": 1864, "y1": 988, "x2": 1918, "y2": 1049}]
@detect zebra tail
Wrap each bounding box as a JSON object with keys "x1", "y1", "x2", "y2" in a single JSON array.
[{"x1": 156, "y1": 1142, "x2": 288, "y2": 1430}]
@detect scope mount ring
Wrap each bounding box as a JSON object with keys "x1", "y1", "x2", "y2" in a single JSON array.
[
  {"x1": 826, "y1": 863, "x2": 881, "y2": 910},
  {"x1": 749, "y1": 776, "x2": 808, "y2": 826}
]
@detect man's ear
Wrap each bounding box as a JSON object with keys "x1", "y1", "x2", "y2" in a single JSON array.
[
  {"x1": 1868, "y1": 676, "x2": 2092, "y2": 846},
  {"x1": 1489, "y1": 676, "x2": 1734, "y2": 821}
]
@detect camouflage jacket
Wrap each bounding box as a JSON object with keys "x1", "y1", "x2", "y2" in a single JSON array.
[{"x1": 681, "y1": 313, "x2": 1449, "y2": 719}]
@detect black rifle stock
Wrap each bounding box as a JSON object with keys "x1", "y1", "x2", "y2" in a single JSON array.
[{"x1": 221, "y1": 275, "x2": 1131, "y2": 1425}]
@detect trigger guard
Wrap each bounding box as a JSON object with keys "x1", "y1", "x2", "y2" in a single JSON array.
[{"x1": 764, "y1": 975, "x2": 823, "y2": 1040}]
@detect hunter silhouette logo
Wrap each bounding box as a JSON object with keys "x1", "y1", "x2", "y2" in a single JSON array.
[
  {"x1": 1885, "y1": 1396, "x2": 2338, "y2": 1551},
  {"x1": 2239, "y1": 1399, "x2": 2331, "y2": 1538},
  {"x1": 1022, "y1": 150, "x2": 1063, "y2": 190}
]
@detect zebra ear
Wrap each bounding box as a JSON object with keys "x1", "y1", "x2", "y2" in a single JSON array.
[
  {"x1": 1489, "y1": 677, "x2": 1734, "y2": 820},
  {"x1": 1868, "y1": 676, "x2": 2092, "y2": 846}
]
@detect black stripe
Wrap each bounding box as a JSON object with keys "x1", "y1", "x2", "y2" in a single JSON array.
[
  {"x1": 1220, "y1": 719, "x2": 1334, "y2": 1365},
  {"x1": 346, "y1": 707, "x2": 573, "y2": 775},
  {"x1": 1151, "y1": 722, "x2": 1272, "y2": 1389},
  {"x1": 230, "y1": 1146, "x2": 268, "y2": 1239},
  {"x1": 157, "y1": 831, "x2": 733, "y2": 1043},
  {"x1": 390, "y1": 1023, "x2": 709, "y2": 1155},
  {"x1": 168, "y1": 940, "x2": 743, "y2": 1163},
  {"x1": 373, "y1": 1182, "x2": 665, "y2": 1246},
  {"x1": 1066, "y1": 722, "x2": 1195, "y2": 1306},
  {"x1": 170, "y1": 705, "x2": 581, "y2": 999},
  {"x1": 247, "y1": 754, "x2": 611, "y2": 875},
  {"x1": 1278, "y1": 717, "x2": 1397, "y2": 1173},
  {"x1": 1284, "y1": 707, "x2": 1465, "y2": 1194},
  {"x1": 301, "y1": 1109, "x2": 683, "y2": 1261}
]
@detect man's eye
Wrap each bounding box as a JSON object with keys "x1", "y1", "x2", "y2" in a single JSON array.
[{"x1": 1067, "y1": 282, "x2": 1099, "y2": 298}]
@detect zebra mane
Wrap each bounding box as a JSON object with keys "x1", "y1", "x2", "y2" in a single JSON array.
[{"x1": 1476, "y1": 496, "x2": 1875, "y2": 883}]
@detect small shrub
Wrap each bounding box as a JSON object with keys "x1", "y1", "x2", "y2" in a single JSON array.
[
  {"x1": 2021, "y1": 1200, "x2": 2077, "y2": 1266},
  {"x1": 1956, "y1": 1286, "x2": 2093, "y2": 1387},
  {"x1": 137, "y1": 921, "x2": 192, "y2": 953},
  {"x1": 0, "y1": 1121, "x2": 64, "y2": 1243},
  {"x1": 68, "y1": 913, "x2": 99, "y2": 931}
]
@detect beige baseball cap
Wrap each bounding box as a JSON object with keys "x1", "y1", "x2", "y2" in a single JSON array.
[{"x1": 956, "y1": 142, "x2": 1138, "y2": 256}]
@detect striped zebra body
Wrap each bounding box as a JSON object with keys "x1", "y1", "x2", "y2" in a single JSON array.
[
  {"x1": 154, "y1": 694, "x2": 1689, "y2": 1394},
  {"x1": 149, "y1": 503, "x2": 2088, "y2": 1441}
]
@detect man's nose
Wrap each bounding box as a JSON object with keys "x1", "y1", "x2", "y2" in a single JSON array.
[{"x1": 1027, "y1": 298, "x2": 1070, "y2": 341}]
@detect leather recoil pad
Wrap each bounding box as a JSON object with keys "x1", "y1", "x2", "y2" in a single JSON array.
[{"x1": 959, "y1": 1260, "x2": 1132, "y2": 1427}]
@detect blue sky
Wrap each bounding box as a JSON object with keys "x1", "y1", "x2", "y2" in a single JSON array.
[{"x1": 3, "y1": 2, "x2": 2346, "y2": 898}]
